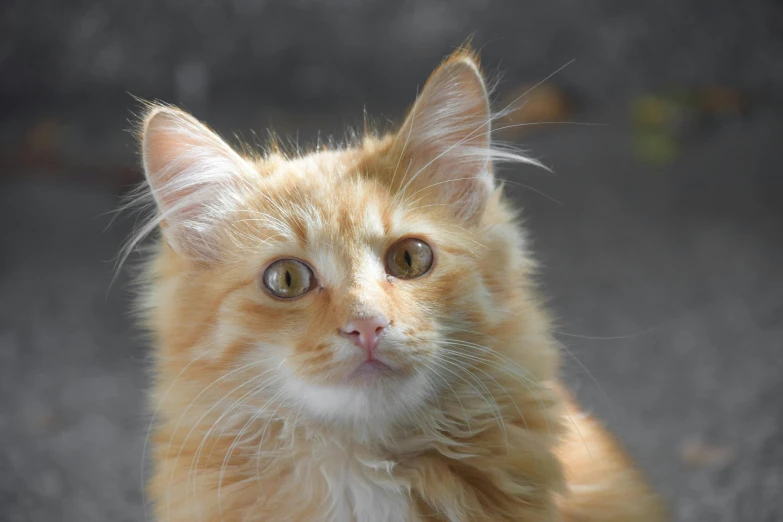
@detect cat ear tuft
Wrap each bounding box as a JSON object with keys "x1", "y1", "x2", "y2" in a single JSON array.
[
  {"x1": 140, "y1": 105, "x2": 252, "y2": 261},
  {"x1": 391, "y1": 50, "x2": 493, "y2": 222}
]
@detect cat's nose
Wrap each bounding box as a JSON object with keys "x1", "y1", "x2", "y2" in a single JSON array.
[{"x1": 340, "y1": 316, "x2": 389, "y2": 355}]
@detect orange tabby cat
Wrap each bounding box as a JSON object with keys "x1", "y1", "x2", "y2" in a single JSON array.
[{"x1": 133, "y1": 48, "x2": 668, "y2": 521}]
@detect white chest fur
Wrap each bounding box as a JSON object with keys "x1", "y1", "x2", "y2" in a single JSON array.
[{"x1": 319, "y1": 452, "x2": 412, "y2": 522}]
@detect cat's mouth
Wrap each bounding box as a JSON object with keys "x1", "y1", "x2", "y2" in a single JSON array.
[{"x1": 347, "y1": 358, "x2": 397, "y2": 383}]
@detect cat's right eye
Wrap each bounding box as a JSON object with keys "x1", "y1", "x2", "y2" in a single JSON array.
[{"x1": 262, "y1": 259, "x2": 316, "y2": 299}]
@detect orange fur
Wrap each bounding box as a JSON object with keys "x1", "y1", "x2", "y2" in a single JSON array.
[{"x1": 133, "y1": 49, "x2": 668, "y2": 521}]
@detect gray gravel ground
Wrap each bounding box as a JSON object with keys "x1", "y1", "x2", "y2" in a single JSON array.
[{"x1": 0, "y1": 106, "x2": 781, "y2": 521}]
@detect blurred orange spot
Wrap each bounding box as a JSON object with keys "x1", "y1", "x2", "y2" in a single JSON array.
[{"x1": 680, "y1": 437, "x2": 734, "y2": 467}]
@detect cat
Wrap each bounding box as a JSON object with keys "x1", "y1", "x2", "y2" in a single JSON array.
[{"x1": 131, "y1": 47, "x2": 668, "y2": 521}]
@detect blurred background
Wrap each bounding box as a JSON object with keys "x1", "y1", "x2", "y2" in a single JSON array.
[{"x1": 1, "y1": 1, "x2": 782, "y2": 521}]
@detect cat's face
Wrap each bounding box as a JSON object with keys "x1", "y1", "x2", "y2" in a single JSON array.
[
  {"x1": 139, "y1": 52, "x2": 533, "y2": 433},
  {"x1": 207, "y1": 158, "x2": 493, "y2": 427}
]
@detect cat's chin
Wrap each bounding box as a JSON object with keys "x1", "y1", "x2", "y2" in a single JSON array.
[{"x1": 284, "y1": 367, "x2": 431, "y2": 431}]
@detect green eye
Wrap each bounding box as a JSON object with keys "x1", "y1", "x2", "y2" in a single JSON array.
[
  {"x1": 386, "y1": 238, "x2": 433, "y2": 279},
  {"x1": 263, "y1": 259, "x2": 315, "y2": 298}
]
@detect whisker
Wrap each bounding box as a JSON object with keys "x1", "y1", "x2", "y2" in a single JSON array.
[
  {"x1": 219, "y1": 389, "x2": 286, "y2": 518},
  {"x1": 162, "y1": 361, "x2": 269, "y2": 520},
  {"x1": 252, "y1": 390, "x2": 288, "y2": 487},
  {"x1": 493, "y1": 60, "x2": 576, "y2": 121},
  {"x1": 440, "y1": 338, "x2": 554, "y2": 438},
  {"x1": 553, "y1": 328, "x2": 658, "y2": 341},
  {"x1": 389, "y1": 87, "x2": 418, "y2": 190},
  {"x1": 420, "y1": 359, "x2": 474, "y2": 435},
  {"x1": 437, "y1": 352, "x2": 510, "y2": 450},
  {"x1": 141, "y1": 347, "x2": 217, "y2": 516},
  {"x1": 556, "y1": 340, "x2": 617, "y2": 429},
  {"x1": 439, "y1": 349, "x2": 527, "y2": 427},
  {"x1": 441, "y1": 338, "x2": 592, "y2": 457},
  {"x1": 189, "y1": 374, "x2": 284, "y2": 515}
]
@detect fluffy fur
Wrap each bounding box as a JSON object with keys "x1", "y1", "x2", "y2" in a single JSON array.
[{"x1": 132, "y1": 49, "x2": 668, "y2": 521}]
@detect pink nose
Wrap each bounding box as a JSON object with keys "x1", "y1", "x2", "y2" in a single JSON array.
[{"x1": 341, "y1": 316, "x2": 389, "y2": 355}]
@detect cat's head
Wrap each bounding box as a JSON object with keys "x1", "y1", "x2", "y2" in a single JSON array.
[{"x1": 138, "y1": 50, "x2": 546, "y2": 437}]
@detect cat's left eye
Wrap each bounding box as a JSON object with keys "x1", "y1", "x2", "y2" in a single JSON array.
[
  {"x1": 262, "y1": 259, "x2": 315, "y2": 299},
  {"x1": 386, "y1": 238, "x2": 433, "y2": 279}
]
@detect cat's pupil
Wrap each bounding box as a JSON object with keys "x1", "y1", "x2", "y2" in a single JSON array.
[
  {"x1": 285, "y1": 270, "x2": 292, "y2": 287},
  {"x1": 404, "y1": 250, "x2": 412, "y2": 268}
]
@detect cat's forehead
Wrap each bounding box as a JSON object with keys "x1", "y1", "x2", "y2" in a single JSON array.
[{"x1": 249, "y1": 149, "x2": 415, "y2": 248}]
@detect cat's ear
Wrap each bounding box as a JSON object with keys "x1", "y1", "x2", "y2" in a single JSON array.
[
  {"x1": 140, "y1": 105, "x2": 252, "y2": 261},
  {"x1": 391, "y1": 50, "x2": 493, "y2": 222}
]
